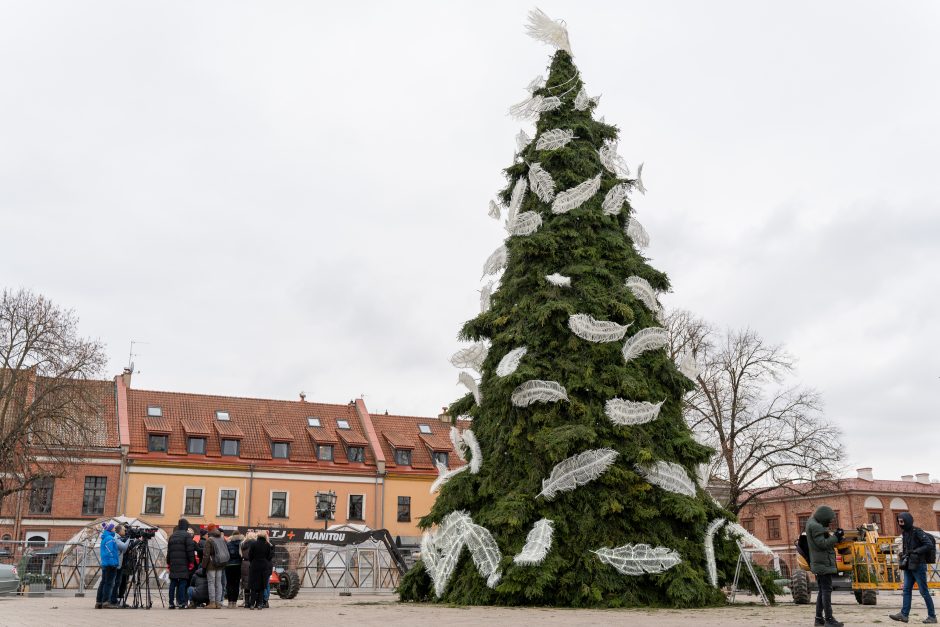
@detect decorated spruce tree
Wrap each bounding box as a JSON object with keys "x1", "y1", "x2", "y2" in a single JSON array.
[{"x1": 400, "y1": 10, "x2": 758, "y2": 607}]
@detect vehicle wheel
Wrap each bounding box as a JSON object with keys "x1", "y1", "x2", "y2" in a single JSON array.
[
  {"x1": 277, "y1": 570, "x2": 301, "y2": 599},
  {"x1": 862, "y1": 590, "x2": 877, "y2": 605},
  {"x1": 854, "y1": 590, "x2": 862, "y2": 604},
  {"x1": 791, "y1": 569, "x2": 812, "y2": 604}
]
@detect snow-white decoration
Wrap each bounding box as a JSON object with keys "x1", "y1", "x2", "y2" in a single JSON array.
[
  {"x1": 545, "y1": 273, "x2": 571, "y2": 287},
  {"x1": 463, "y1": 519, "x2": 503, "y2": 588},
  {"x1": 725, "y1": 522, "x2": 774, "y2": 556},
  {"x1": 634, "y1": 162, "x2": 647, "y2": 194},
  {"x1": 516, "y1": 129, "x2": 532, "y2": 153},
  {"x1": 423, "y1": 511, "x2": 470, "y2": 597},
  {"x1": 526, "y1": 74, "x2": 545, "y2": 92},
  {"x1": 599, "y1": 140, "x2": 630, "y2": 178},
  {"x1": 625, "y1": 276, "x2": 661, "y2": 316},
  {"x1": 507, "y1": 178, "x2": 527, "y2": 226},
  {"x1": 535, "y1": 129, "x2": 575, "y2": 151},
  {"x1": 513, "y1": 518, "x2": 554, "y2": 565},
  {"x1": 488, "y1": 200, "x2": 501, "y2": 220},
  {"x1": 591, "y1": 94, "x2": 602, "y2": 107},
  {"x1": 637, "y1": 461, "x2": 697, "y2": 497},
  {"x1": 601, "y1": 183, "x2": 629, "y2": 216},
  {"x1": 594, "y1": 544, "x2": 682, "y2": 576},
  {"x1": 479, "y1": 281, "x2": 493, "y2": 313},
  {"x1": 574, "y1": 87, "x2": 590, "y2": 111},
  {"x1": 495, "y1": 346, "x2": 527, "y2": 377},
  {"x1": 626, "y1": 216, "x2": 650, "y2": 249},
  {"x1": 458, "y1": 371, "x2": 482, "y2": 405},
  {"x1": 450, "y1": 341, "x2": 489, "y2": 373},
  {"x1": 678, "y1": 352, "x2": 700, "y2": 381},
  {"x1": 621, "y1": 327, "x2": 669, "y2": 362},
  {"x1": 551, "y1": 173, "x2": 602, "y2": 214},
  {"x1": 704, "y1": 518, "x2": 728, "y2": 587},
  {"x1": 525, "y1": 8, "x2": 572, "y2": 55},
  {"x1": 462, "y1": 428, "x2": 482, "y2": 473},
  {"x1": 450, "y1": 426, "x2": 468, "y2": 462},
  {"x1": 482, "y1": 244, "x2": 508, "y2": 277},
  {"x1": 528, "y1": 162, "x2": 556, "y2": 202},
  {"x1": 604, "y1": 398, "x2": 664, "y2": 426},
  {"x1": 537, "y1": 96, "x2": 563, "y2": 113},
  {"x1": 508, "y1": 211, "x2": 543, "y2": 236},
  {"x1": 430, "y1": 462, "x2": 470, "y2": 494},
  {"x1": 511, "y1": 380, "x2": 569, "y2": 407},
  {"x1": 509, "y1": 94, "x2": 543, "y2": 120},
  {"x1": 538, "y1": 448, "x2": 618, "y2": 500},
  {"x1": 568, "y1": 313, "x2": 630, "y2": 343}
]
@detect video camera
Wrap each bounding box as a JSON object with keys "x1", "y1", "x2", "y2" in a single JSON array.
[{"x1": 126, "y1": 527, "x2": 157, "y2": 540}]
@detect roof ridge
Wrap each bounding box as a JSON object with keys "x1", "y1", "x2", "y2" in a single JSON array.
[{"x1": 128, "y1": 387, "x2": 359, "y2": 408}]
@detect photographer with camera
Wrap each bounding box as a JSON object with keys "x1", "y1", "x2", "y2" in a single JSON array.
[
  {"x1": 890, "y1": 512, "x2": 938, "y2": 624},
  {"x1": 109, "y1": 524, "x2": 132, "y2": 607},
  {"x1": 806, "y1": 505, "x2": 844, "y2": 627}
]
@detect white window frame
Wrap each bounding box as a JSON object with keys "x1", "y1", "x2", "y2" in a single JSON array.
[
  {"x1": 217, "y1": 487, "x2": 240, "y2": 518},
  {"x1": 142, "y1": 484, "x2": 165, "y2": 515},
  {"x1": 147, "y1": 405, "x2": 162, "y2": 417},
  {"x1": 336, "y1": 420, "x2": 350, "y2": 430},
  {"x1": 347, "y1": 493, "x2": 366, "y2": 521},
  {"x1": 215, "y1": 410, "x2": 230, "y2": 421},
  {"x1": 182, "y1": 486, "x2": 205, "y2": 517},
  {"x1": 269, "y1": 490, "x2": 289, "y2": 519},
  {"x1": 418, "y1": 424, "x2": 432, "y2": 434},
  {"x1": 307, "y1": 417, "x2": 321, "y2": 427}
]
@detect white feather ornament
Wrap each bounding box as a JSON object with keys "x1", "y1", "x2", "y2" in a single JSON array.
[
  {"x1": 421, "y1": 531, "x2": 439, "y2": 583},
  {"x1": 626, "y1": 217, "x2": 650, "y2": 249},
  {"x1": 488, "y1": 200, "x2": 501, "y2": 220},
  {"x1": 725, "y1": 522, "x2": 774, "y2": 556},
  {"x1": 495, "y1": 347, "x2": 527, "y2": 377},
  {"x1": 509, "y1": 94, "x2": 543, "y2": 120},
  {"x1": 430, "y1": 462, "x2": 470, "y2": 494},
  {"x1": 568, "y1": 313, "x2": 630, "y2": 343},
  {"x1": 604, "y1": 398, "x2": 664, "y2": 426},
  {"x1": 450, "y1": 341, "x2": 489, "y2": 373},
  {"x1": 527, "y1": 162, "x2": 556, "y2": 202},
  {"x1": 458, "y1": 371, "x2": 482, "y2": 405},
  {"x1": 551, "y1": 173, "x2": 602, "y2": 214},
  {"x1": 424, "y1": 511, "x2": 470, "y2": 597},
  {"x1": 634, "y1": 162, "x2": 647, "y2": 194},
  {"x1": 516, "y1": 129, "x2": 532, "y2": 153},
  {"x1": 678, "y1": 352, "x2": 700, "y2": 381},
  {"x1": 536, "y1": 96, "x2": 562, "y2": 113},
  {"x1": 513, "y1": 518, "x2": 554, "y2": 565},
  {"x1": 602, "y1": 183, "x2": 629, "y2": 216},
  {"x1": 591, "y1": 94, "x2": 602, "y2": 107},
  {"x1": 593, "y1": 544, "x2": 682, "y2": 576},
  {"x1": 536, "y1": 129, "x2": 575, "y2": 151},
  {"x1": 704, "y1": 518, "x2": 728, "y2": 587},
  {"x1": 545, "y1": 273, "x2": 572, "y2": 287},
  {"x1": 482, "y1": 244, "x2": 508, "y2": 277},
  {"x1": 625, "y1": 276, "x2": 661, "y2": 315},
  {"x1": 599, "y1": 140, "x2": 630, "y2": 178},
  {"x1": 480, "y1": 281, "x2": 493, "y2": 313},
  {"x1": 621, "y1": 327, "x2": 669, "y2": 362},
  {"x1": 511, "y1": 380, "x2": 569, "y2": 407},
  {"x1": 525, "y1": 8, "x2": 572, "y2": 55},
  {"x1": 450, "y1": 426, "x2": 468, "y2": 462},
  {"x1": 508, "y1": 211, "x2": 543, "y2": 236},
  {"x1": 637, "y1": 461, "x2": 697, "y2": 497},
  {"x1": 507, "y1": 178, "x2": 527, "y2": 226},
  {"x1": 463, "y1": 520, "x2": 503, "y2": 588},
  {"x1": 461, "y1": 428, "x2": 482, "y2": 473},
  {"x1": 574, "y1": 87, "x2": 590, "y2": 111},
  {"x1": 539, "y1": 448, "x2": 618, "y2": 500},
  {"x1": 526, "y1": 74, "x2": 545, "y2": 92}
]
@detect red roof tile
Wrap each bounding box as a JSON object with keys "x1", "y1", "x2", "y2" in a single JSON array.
[
  {"x1": 180, "y1": 419, "x2": 211, "y2": 436},
  {"x1": 337, "y1": 429, "x2": 369, "y2": 447},
  {"x1": 142, "y1": 416, "x2": 174, "y2": 433},
  {"x1": 420, "y1": 432, "x2": 453, "y2": 452},
  {"x1": 371, "y1": 414, "x2": 462, "y2": 472},
  {"x1": 214, "y1": 421, "x2": 245, "y2": 438},
  {"x1": 752, "y1": 478, "x2": 940, "y2": 502},
  {"x1": 263, "y1": 423, "x2": 295, "y2": 442},
  {"x1": 307, "y1": 427, "x2": 338, "y2": 444}
]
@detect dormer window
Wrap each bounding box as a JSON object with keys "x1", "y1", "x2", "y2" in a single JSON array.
[
  {"x1": 394, "y1": 449, "x2": 412, "y2": 466},
  {"x1": 187, "y1": 437, "x2": 206, "y2": 455},
  {"x1": 337, "y1": 420, "x2": 350, "y2": 430},
  {"x1": 318, "y1": 444, "x2": 334, "y2": 461},
  {"x1": 433, "y1": 451, "x2": 449, "y2": 467},
  {"x1": 347, "y1": 446, "x2": 365, "y2": 463},
  {"x1": 307, "y1": 417, "x2": 321, "y2": 427},
  {"x1": 418, "y1": 424, "x2": 432, "y2": 434},
  {"x1": 272, "y1": 442, "x2": 290, "y2": 459},
  {"x1": 147, "y1": 406, "x2": 162, "y2": 417},
  {"x1": 215, "y1": 410, "x2": 230, "y2": 421}
]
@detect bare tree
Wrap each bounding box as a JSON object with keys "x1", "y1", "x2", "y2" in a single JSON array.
[
  {"x1": 0, "y1": 288, "x2": 108, "y2": 509},
  {"x1": 665, "y1": 309, "x2": 844, "y2": 514}
]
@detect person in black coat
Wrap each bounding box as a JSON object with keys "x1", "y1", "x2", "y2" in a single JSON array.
[
  {"x1": 890, "y1": 512, "x2": 938, "y2": 624},
  {"x1": 246, "y1": 531, "x2": 273, "y2": 610},
  {"x1": 186, "y1": 569, "x2": 209, "y2": 608},
  {"x1": 224, "y1": 531, "x2": 244, "y2": 607},
  {"x1": 165, "y1": 519, "x2": 196, "y2": 610}
]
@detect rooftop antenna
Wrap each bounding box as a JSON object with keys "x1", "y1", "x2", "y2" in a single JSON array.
[{"x1": 128, "y1": 340, "x2": 148, "y2": 374}]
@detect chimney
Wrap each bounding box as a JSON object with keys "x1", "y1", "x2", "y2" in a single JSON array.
[
  {"x1": 856, "y1": 467, "x2": 874, "y2": 481},
  {"x1": 916, "y1": 473, "x2": 931, "y2": 484},
  {"x1": 121, "y1": 367, "x2": 133, "y2": 389},
  {"x1": 438, "y1": 406, "x2": 450, "y2": 423},
  {"x1": 299, "y1": 391, "x2": 306, "y2": 402},
  {"x1": 902, "y1": 475, "x2": 914, "y2": 482}
]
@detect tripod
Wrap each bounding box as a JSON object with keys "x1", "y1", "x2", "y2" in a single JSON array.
[{"x1": 121, "y1": 537, "x2": 166, "y2": 609}]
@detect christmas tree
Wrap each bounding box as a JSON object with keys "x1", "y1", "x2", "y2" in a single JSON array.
[{"x1": 400, "y1": 10, "x2": 753, "y2": 607}]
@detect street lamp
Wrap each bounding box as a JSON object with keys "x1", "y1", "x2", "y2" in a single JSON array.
[{"x1": 315, "y1": 490, "x2": 336, "y2": 530}]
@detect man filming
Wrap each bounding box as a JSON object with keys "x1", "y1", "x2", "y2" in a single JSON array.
[{"x1": 806, "y1": 505, "x2": 844, "y2": 627}]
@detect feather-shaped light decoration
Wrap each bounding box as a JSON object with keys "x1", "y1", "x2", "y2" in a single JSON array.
[
  {"x1": 482, "y1": 244, "x2": 508, "y2": 277},
  {"x1": 461, "y1": 428, "x2": 482, "y2": 473},
  {"x1": 539, "y1": 448, "x2": 618, "y2": 500},
  {"x1": 678, "y1": 352, "x2": 700, "y2": 381},
  {"x1": 599, "y1": 140, "x2": 630, "y2": 178},
  {"x1": 528, "y1": 162, "x2": 556, "y2": 202},
  {"x1": 516, "y1": 129, "x2": 532, "y2": 153},
  {"x1": 463, "y1": 520, "x2": 503, "y2": 588},
  {"x1": 424, "y1": 511, "x2": 470, "y2": 597},
  {"x1": 574, "y1": 87, "x2": 590, "y2": 111},
  {"x1": 591, "y1": 94, "x2": 602, "y2": 107},
  {"x1": 604, "y1": 398, "x2": 664, "y2": 426},
  {"x1": 479, "y1": 281, "x2": 493, "y2": 314},
  {"x1": 458, "y1": 371, "x2": 482, "y2": 405},
  {"x1": 450, "y1": 341, "x2": 489, "y2": 373},
  {"x1": 634, "y1": 162, "x2": 647, "y2": 194},
  {"x1": 526, "y1": 74, "x2": 545, "y2": 92},
  {"x1": 535, "y1": 129, "x2": 575, "y2": 151},
  {"x1": 430, "y1": 462, "x2": 470, "y2": 494},
  {"x1": 507, "y1": 178, "x2": 527, "y2": 227},
  {"x1": 626, "y1": 217, "x2": 650, "y2": 249},
  {"x1": 621, "y1": 327, "x2": 669, "y2": 362},
  {"x1": 450, "y1": 426, "x2": 467, "y2": 462},
  {"x1": 421, "y1": 531, "x2": 439, "y2": 584},
  {"x1": 508, "y1": 211, "x2": 543, "y2": 236},
  {"x1": 545, "y1": 273, "x2": 571, "y2": 287},
  {"x1": 513, "y1": 518, "x2": 554, "y2": 565},
  {"x1": 495, "y1": 346, "x2": 527, "y2": 377},
  {"x1": 536, "y1": 96, "x2": 562, "y2": 113},
  {"x1": 509, "y1": 94, "x2": 543, "y2": 120},
  {"x1": 488, "y1": 200, "x2": 501, "y2": 220},
  {"x1": 511, "y1": 380, "x2": 569, "y2": 407},
  {"x1": 637, "y1": 461, "x2": 697, "y2": 497},
  {"x1": 594, "y1": 543, "x2": 682, "y2": 576},
  {"x1": 704, "y1": 518, "x2": 728, "y2": 587},
  {"x1": 725, "y1": 522, "x2": 774, "y2": 556},
  {"x1": 602, "y1": 183, "x2": 629, "y2": 216},
  {"x1": 625, "y1": 276, "x2": 661, "y2": 315},
  {"x1": 551, "y1": 173, "x2": 602, "y2": 214},
  {"x1": 525, "y1": 8, "x2": 572, "y2": 54},
  {"x1": 568, "y1": 313, "x2": 630, "y2": 343}
]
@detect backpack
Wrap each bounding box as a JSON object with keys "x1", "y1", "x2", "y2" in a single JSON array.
[
  {"x1": 210, "y1": 536, "x2": 230, "y2": 567},
  {"x1": 922, "y1": 530, "x2": 937, "y2": 564}
]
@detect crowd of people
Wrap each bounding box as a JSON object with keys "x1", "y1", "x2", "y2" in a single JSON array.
[{"x1": 95, "y1": 518, "x2": 276, "y2": 610}]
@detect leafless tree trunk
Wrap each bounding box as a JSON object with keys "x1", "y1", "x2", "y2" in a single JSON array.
[
  {"x1": 0, "y1": 288, "x2": 108, "y2": 511},
  {"x1": 665, "y1": 309, "x2": 845, "y2": 514}
]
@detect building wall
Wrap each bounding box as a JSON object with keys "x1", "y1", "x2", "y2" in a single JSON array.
[{"x1": 383, "y1": 474, "x2": 437, "y2": 542}]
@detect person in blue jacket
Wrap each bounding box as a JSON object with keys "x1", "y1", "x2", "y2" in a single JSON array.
[{"x1": 96, "y1": 522, "x2": 127, "y2": 609}]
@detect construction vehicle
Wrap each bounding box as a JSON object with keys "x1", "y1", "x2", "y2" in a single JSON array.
[{"x1": 791, "y1": 523, "x2": 940, "y2": 605}]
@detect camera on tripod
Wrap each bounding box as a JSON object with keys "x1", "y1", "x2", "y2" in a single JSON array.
[{"x1": 126, "y1": 527, "x2": 157, "y2": 540}]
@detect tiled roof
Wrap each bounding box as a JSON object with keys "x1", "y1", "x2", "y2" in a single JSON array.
[
  {"x1": 22, "y1": 377, "x2": 119, "y2": 449},
  {"x1": 752, "y1": 478, "x2": 940, "y2": 502},
  {"x1": 420, "y1": 432, "x2": 452, "y2": 452},
  {"x1": 307, "y1": 427, "x2": 338, "y2": 444},
  {"x1": 263, "y1": 423, "x2": 295, "y2": 442},
  {"x1": 383, "y1": 431, "x2": 414, "y2": 449},
  {"x1": 370, "y1": 414, "x2": 462, "y2": 473},
  {"x1": 337, "y1": 429, "x2": 369, "y2": 447},
  {"x1": 142, "y1": 416, "x2": 174, "y2": 433},
  {"x1": 180, "y1": 419, "x2": 211, "y2": 436},
  {"x1": 214, "y1": 421, "x2": 245, "y2": 438}
]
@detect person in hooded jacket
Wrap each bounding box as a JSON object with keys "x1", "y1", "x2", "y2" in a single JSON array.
[
  {"x1": 165, "y1": 518, "x2": 196, "y2": 610},
  {"x1": 96, "y1": 522, "x2": 128, "y2": 609},
  {"x1": 890, "y1": 512, "x2": 937, "y2": 624},
  {"x1": 224, "y1": 530, "x2": 244, "y2": 608},
  {"x1": 239, "y1": 531, "x2": 257, "y2": 607},
  {"x1": 806, "y1": 505, "x2": 845, "y2": 627},
  {"x1": 186, "y1": 568, "x2": 209, "y2": 608},
  {"x1": 247, "y1": 530, "x2": 274, "y2": 609}
]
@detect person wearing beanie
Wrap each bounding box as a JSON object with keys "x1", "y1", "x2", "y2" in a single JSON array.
[
  {"x1": 96, "y1": 522, "x2": 121, "y2": 609},
  {"x1": 806, "y1": 505, "x2": 844, "y2": 627},
  {"x1": 165, "y1": 518, "x2": 196, "y2": 610},
  {"x1": 890, "y1": 512, "x2": 938, "y2": 624}
]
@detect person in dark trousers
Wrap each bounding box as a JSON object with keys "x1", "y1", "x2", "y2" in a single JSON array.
[
  {"x1": 247, "y1": 530, "x2": 274, "y2": 610},
  {"x1": 890, "y1": 512, "x2": 938, "y2": 624},
  {"x1": 239, "y1": 531, "x2": 257, "y2": 607},
  {"x1": 224, "y1": 530, "x2": 244, "y2": 608},
  {"x1": 186, "y1": 568, "x2": 209, "y2": 608},
  {"x1": 806, "y1": 505, "x2": 844, "y2": 627},
  {"x1": 165, "y1": 518, "x2": 196, "y2": 610},
  {"x1": 109, "y1": 524, "x2": 131, "y2": 607},
  {"x1": 96, "y1": 522, "x2": 127, "y2": 609}
]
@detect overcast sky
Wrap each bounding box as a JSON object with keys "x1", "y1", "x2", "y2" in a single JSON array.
[{"x1": 2, "y1": 1, "x2": 938, "y2": 482}]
